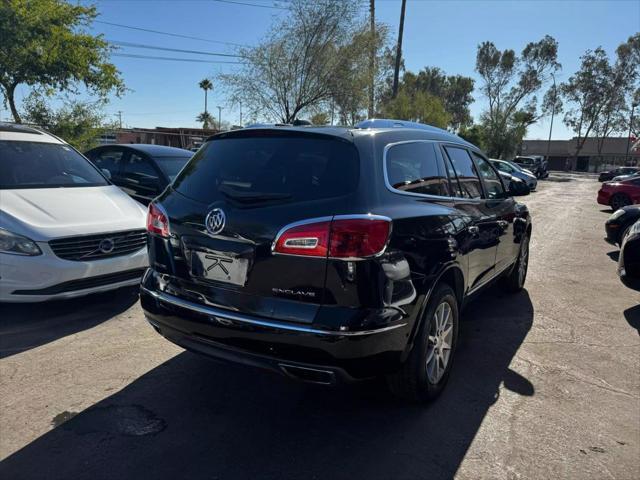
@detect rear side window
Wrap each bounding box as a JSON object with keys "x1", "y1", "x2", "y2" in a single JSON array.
[
  {"x1": 386, "y1": 142, "x2": 450, "y2": 197},
  {"x1": 444, "y1": 146, "x2": 482, "y2": 199},
  {"x1": 172, "y1": 135, "x2": 359, "y2": 204}
]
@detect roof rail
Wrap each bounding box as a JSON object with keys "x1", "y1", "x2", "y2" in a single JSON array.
[{"x1": 355, "y1": 118, "x2": 448, "y2": 134}]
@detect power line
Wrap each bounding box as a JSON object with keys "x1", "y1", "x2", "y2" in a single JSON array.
[
  {"x1": 111, "y1": 40, "x2": 243, "y2": 58},
  {"x1": 210, "y1": 0, "x2": 287, "y2": 9},
  {"x1": 95, "y1": 20, "x2": 250, "y2": 48},
  {"x1": 111, "y1": 53, "x2": 246, "y2": 64}
]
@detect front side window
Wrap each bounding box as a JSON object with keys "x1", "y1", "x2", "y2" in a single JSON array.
[
  {"x1": 122, "y1": 154, "x2": 160, "y2": 184},
  {"x1": 0, "y1": 141, "x2": 108, "y2": 189},
  {"x1": 91, "y1": 149, "x2": 124, "y2": 177},
  {"x1": 493, "y1": 161, "x2": 513, "y2": 174},
  {"x1": 386, "y1": 142, "x2": 450, "y2": 197},
  {"x1": 444, "y1": 146, "x2": 483, "y2": 199},
  {"x1": 473, "y1": 153, "x2": 505, "y2": 199}
]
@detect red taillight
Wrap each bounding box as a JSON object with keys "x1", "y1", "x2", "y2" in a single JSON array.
[
  {"x1": 273, "y1": 220, "x2": 331, "y2": 257},
  {"x1": 147, "y1": 203, "x2": 170, "y2": 238},
  {"x1": 273, "y1": 216, "x2": 391, "y2": 258},
  {"x1": 329, "y1": 218, "x2": 391, "y2": 258}
]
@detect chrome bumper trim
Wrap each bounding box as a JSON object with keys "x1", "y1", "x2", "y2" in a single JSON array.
[{"x1": 141, "y1": 286, "x2": 406, "y2": 337}]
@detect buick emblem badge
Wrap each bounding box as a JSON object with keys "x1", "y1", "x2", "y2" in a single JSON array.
[{"x1": 205, "y1": 208, "x2": 226, "y2": 235}]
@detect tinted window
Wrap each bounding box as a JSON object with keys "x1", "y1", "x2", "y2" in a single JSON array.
[
  {"x1": 0, "y1": 141, "x2": 108, "y2": 189},
  {"x1": 473, "y1": 153, "x2": 505, "y2": 199},
  {"x1": 386, "y1": 142, "x2": 450, "y2": 197},
  {"x1": 91, "y1": 149, "x2": 123, "y2": 177},
  {"x1": 154, "y1": 156, "x2": 191, "y2": 181},
  {"x1": 492, "y1": 161, "x2": 513, "y2": 174},
  {"x1": 173, "y1": 135, "x2": 359, "y2": 204},
  {"x1": 444, "y1": 146, "x2": 482, "y2": 199},
  {"x1": 122, "y1": 154, "x2": 160, "y2": 184}
]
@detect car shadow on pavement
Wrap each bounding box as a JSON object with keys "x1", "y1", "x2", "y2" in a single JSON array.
[
  {"x1": 623, "y1": 304, "x2": 640, "y2": 335},
  {"x1": 0, "y1": 286, "x2": 534, "y2": 480},
  {"x1": 0, "y1": 286, "x2": 139, "y2": 359}
]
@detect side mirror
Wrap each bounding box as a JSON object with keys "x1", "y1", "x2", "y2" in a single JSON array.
[
  {"x1": 100, "y1": 168, "x2": 112, "y2": 180},
  {"x1": 508, "y1": 180, "x2": 530, "y2": 197}
]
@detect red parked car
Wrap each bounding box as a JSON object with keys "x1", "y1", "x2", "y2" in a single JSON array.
[{"x1": 598, "y1": 177, "x2": 640, "y2": 210}]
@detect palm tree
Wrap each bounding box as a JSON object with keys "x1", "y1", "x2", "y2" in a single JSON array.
[
  {"x1": 196, "y1": 111, "x2": 214, "y2": 129},
  {"x1": 199, "y1": 78, "x2": 213, "y2": 117}
]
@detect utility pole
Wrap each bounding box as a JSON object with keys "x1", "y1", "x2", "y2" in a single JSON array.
[
  {"x1": 368, "y1": 0, "x2": 375, "y2": 117},
  {"x1": 546, "y1": 73, "x2": 556, "y2": 162},
  {"x1": 217, "y1": 106, "x2": 222, "y2": 131},
  {"x1": 239, "y1": 101, "x2": 243, "y2": 127},
  {"x1": 391, "y1": 0, "x2": 407, "y2": 99},
  {"x1": 117, "y1": 111, "x2": 123, "y2": 129},
  {"x1": 625, "y1": 100, "x2": 637, "y2": 164}
]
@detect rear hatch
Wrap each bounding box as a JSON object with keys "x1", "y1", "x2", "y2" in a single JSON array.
[{"x1": 149, "y1": 129, "x2": 360, "y2": 324}]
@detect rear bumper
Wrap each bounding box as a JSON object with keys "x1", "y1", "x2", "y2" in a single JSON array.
[{"x1": 140, "y1": 277, "x2": 412, "y2": 382}]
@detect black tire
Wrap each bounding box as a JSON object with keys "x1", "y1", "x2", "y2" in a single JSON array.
[
  {"x1": 386, "y1": 284, "x2": 459, "y2": 403},
  {"x1": 503, "y1": 233, "x2": 530, "y2": 293},
  {"x1": 610, "y1": 193, "x2": 632, "y2": 211}
]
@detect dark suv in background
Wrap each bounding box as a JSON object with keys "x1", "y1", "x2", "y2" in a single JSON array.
[
  {"x1": 86, "y1": 144, "x2": 192, "y2": 205},
  {"x1": 140, "y1": 119, "x2": 532, "y2": 403}
]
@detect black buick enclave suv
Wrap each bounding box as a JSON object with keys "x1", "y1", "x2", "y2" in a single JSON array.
[{"x1": 140, "y1": 119, "x2": 531, "y2": 402}]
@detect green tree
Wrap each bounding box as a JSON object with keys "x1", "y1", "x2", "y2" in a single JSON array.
[
  {"x1": 310, "y1": 111, "x2": 330, "y2": 125},
  {"x1": 410, "y1": 67, "x2": 474, "y2": 131},
  {"x1": 220, "y1": 0, "x2": 363, "y2": 123},
  {"x1": 475, "y1": 35, "x2": 560, "y2": 158},
  {"x1": 330, "y1": 22, "x2": 391, "y2": 125},
  {"x1": 458, "y1": 124, "x2": 487, "y2": 150},
  {"x1": 21, "y1": 92, "x2": 110, "y2": 151},
  {"x1": 0, "y1": 0, "x2": 125, "y2": 123},
  {"x1": 196, "y1": 111, "x2": 214, "y2": 129},
  {"x1": 561, "y1": 34, "x2": 640, "y2": 160},
  {"x1": 381, "y1": 90, "x2": 451, "y2": 128}
]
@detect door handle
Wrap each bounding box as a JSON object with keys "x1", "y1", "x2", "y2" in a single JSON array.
[
  {"x1": 468, "y1": 225, "x2": 480, "y2": 236},
  {"x1": 497, "y1": 220, "x2": 509, "y2": 229}
]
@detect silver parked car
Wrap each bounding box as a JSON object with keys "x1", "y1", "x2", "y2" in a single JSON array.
[
  {"x1": 491, "y1": 158, "x2": 538, "y2": 191},
  {"x1": 0, "y1": 124, "x2": 148, "y2": 302}
]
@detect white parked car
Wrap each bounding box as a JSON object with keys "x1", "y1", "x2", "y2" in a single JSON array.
[
  {"x1": 0, "y1": 124, "x2": 148, "y2": 302},
  {"x1": 612, "y1": 171, "x2": 640, "y2": 182}
]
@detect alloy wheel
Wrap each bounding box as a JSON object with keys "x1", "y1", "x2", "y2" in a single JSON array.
[{"x1": 426, "y1": 301, "x2": 454, "y2": 384}]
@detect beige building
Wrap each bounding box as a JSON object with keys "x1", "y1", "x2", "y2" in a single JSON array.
[{"x1": 521, "y1": 137, "x2": 639, "y2": 172}]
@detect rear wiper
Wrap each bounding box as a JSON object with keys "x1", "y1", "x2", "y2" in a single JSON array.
[{"x1": 219, "y1": 184, "x2": 292, "y2": 203}]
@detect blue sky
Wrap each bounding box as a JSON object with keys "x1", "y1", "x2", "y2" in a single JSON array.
[{"x1": 8, "y1": 0, "x2": 640, "y2": 139}]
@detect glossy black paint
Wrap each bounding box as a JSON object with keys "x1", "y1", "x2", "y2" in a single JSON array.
[
  {"x1": 605, "y1": 205, "x2": 640, "y2": 246},
  {"x1": 140, "y1": 125, "x2": 531, "y2": 381},
  {"x1": 619, "y1": 220, "x2": 640, "y2": 291}
]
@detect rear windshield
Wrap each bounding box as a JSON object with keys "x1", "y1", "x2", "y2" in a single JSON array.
[
  {"x1": 0, "y1": 141, "x2": 108, "y2": 189},
  {"x1": 172, "y1": 135, "x2": 359, "y2": 204},
  {"x1": 155, "y1": 156, "x2": 192, "y2": 181}
]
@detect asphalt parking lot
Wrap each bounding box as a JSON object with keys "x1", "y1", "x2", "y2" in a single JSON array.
[{"x1": 1, "y1": 174, "x2": 638, "y2": 480}]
